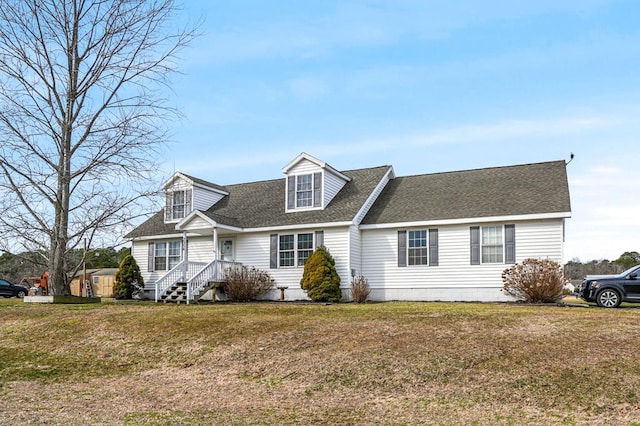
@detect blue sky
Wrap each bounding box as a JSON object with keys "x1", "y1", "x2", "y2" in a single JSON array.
[{"x1": 159, "y1": 0, "x2": 640, "y2": 263}]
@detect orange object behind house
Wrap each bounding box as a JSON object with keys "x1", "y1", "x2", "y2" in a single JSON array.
[{"x1": 20, "y1": 272, "x2": 49, "y2": 296}]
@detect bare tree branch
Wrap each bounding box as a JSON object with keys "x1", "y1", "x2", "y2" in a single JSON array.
[{"x1": 0, "y1": 0, "x2": 198, "y2": 294}]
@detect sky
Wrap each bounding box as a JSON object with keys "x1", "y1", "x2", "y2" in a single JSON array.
[{"x1": 158, "y1": 0, "x2": 640, "y2": 263}]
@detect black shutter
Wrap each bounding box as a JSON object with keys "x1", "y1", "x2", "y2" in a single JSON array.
[
  {"x1": 429, "y1": 229, "x2": 439, "y2": 266},
  {"x1": 313, "y1": 172, "x2": 322, "y2": 207},
  {"x1": 147, "y1": 242, "x2": 155, "y2": 272},
  {"x1": 270, "y1": 234, "x2": 278, "y2": 269},
  {"x1": 470, "y1": 226, "x2": 480, "y2": 265},
  {"x1": 505, "y1": 224, "x2": 515, "y2": 264},
  {"x1": 315, "y1": 230, "x2": 324, "y2": 248},
  {"x1": 287, "y1": 176, "x2": 295, "y2": 209},
  {"x1": 398, "y1": 230, "x2": 407, "y2": 267}
]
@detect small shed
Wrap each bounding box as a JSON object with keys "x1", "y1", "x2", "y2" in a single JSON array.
[{"x1": 70, "y1": 268, "x2": 118, "y2": 297}]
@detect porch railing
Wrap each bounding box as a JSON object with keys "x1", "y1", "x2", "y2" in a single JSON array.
[
  {"x1": 154, "y1": 260, "x2": 207, "y2": 302},
  {"x1": 186, "y1": 259, "x2": 241, "y2": 302}
]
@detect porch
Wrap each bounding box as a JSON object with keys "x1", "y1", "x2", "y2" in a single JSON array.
[{"x1": 154, "y1": 259, "x2": 241, "y2": 303}]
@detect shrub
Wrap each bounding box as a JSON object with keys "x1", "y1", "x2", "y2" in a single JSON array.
[
  {"x1": 502, "y1": 258, "x2": 564, "y2": 303},
  {"x1": 351, "y1": 275, "x2": 371, "y2": 303},
  {"x1": 300, "y1": 246, "x2": 341, "y2": 303},
  {"x1": 114, "y1": 255, "x2": 144, "y2": 299},
  {"x1": 223, "y1": 266, "x2": 274, "y2": 301}
]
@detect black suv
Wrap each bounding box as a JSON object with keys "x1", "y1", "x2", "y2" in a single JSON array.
[
  {"x1": 579, "y1": 264, "x2": 640, "y2": 308},
  {"x1": 0, "y1": 278, "x2": 29, "y2": 298}
]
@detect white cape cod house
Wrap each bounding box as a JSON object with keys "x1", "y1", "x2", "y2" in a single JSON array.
[{"x1": 125, "y1": 153, "x2": 571, "y2": 302}]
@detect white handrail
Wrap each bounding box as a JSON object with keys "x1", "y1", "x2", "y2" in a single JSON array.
[
  {"x1": 186, "y1": 259, "x2": 241, "y2": 303},
  {"x1": 154, "y1": 260, "x2": 207, "y2": 302}
]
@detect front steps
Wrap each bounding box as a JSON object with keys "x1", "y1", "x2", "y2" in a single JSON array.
[
  {"x1": 160, "y1": 281, "x2": 226, "y2": 303},
  {"x1": 161, "y1": 282, "x2": 188, "y2": 303}
]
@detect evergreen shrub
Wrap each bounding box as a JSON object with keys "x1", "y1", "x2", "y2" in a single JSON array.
[
  {"x1": 300, "y1": 246, "x2": 341, "y2": 302},
  {"x1": 114, "y1": 254, "x2": 144, "y2": 299}
]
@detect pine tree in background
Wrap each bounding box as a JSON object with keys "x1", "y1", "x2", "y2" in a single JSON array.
[
  {"x1": 114, "y1": 255, "x2": 144, "y2": 299},
  {"x1": 300, "y1": 246, "x2": 341, "y2": 303}
]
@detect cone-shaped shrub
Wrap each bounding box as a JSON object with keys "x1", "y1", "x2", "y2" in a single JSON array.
[
  {"x1": 114, "y1": 254, "x2": 144, "y2": 299},
  {"x1": 300, "y1": 246, "x2": 341, "y2": 302}
]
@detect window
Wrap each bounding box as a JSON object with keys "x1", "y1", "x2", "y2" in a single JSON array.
[
  {"x1": 287, "y1": 173, "x2": 322, "y2": 210},
  {"x1": 408, "y1": 230, "x2": 428, "y2": 265},
  {"x1": 172, "y1": 191, "x2": 186, "y2": 220},
  {"x1": 277, "y1": 233, "x2": 316, "y2": 267},
  {"x1": 279, "y1": 235, "x2": 295, "y2": 267},
  {"x1": 153, "y1": 241, "x2": 182, "y2": 271},
  {"x1": 398, "y1": 229, "x2": 438, "y2": 267},
  {"x1": 297, "y1": 233, "x2": 314, "y2": 266},
  {"x1": 93, "y1": 276, "x2": 99, "y2": 285},
  {"x1": 296, "y1": 174, "x2": 312, "y2": 208},
  {"x1": 165, "y1": 189, "x2": 192, "y2": 222},
  {"x1": 481, "y1": 226, "x2": 503, "y2": 263}
]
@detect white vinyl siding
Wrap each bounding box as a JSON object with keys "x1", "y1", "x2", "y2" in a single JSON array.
[
  {"x1": 229, "y1": 228, "x2": 350, "y2": 297},
  {"x1": 192, "y1": 186, "x2": 225, "y2": 211},
  {"x1": 324, "y1": 170, "x2": 348, "y2": 207},
  {"x1": 360, "y1": 219, "x2": 565, "y2": 302},
  {"x1": 349, "y1": 225, "x2": 361, "y2": 278}
]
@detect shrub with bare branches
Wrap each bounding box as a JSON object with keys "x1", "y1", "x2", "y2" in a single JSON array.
[
  {"x1": 223, "y1": 266, "x2": 274, "y2": 301},
  {"x1": 502, "y1": 258, "x2": 564, "y2": 303},
  {"x1": 351, "y1": 275, "x2": 371, "y2": 303}
]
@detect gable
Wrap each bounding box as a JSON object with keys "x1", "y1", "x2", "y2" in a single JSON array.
[{"x1": 283, "y1": 153, "x2": 351, "y2": 212}]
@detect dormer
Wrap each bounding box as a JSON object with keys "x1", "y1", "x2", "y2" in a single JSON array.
[
  {"x1": 163, "y1": 172, "x2": 228, "y2": 223},
  {"x1": 283, "y1": 153, "x2": 351, "y2": 213}
]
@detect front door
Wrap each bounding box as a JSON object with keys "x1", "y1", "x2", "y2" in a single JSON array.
[{"x1": 220, "y1": 238, "x2": 235, "y2": 262}]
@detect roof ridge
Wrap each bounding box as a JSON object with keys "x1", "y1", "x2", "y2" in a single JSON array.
[{"x1": 395, "y1": 160, "x2": 566, "y2": 180}]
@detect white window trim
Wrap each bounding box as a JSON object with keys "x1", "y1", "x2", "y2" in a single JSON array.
[
  {"x1": 278, "y1": 232, "x2": 315, "y2": 268},
  {"x1": 407, "y1": 229, "x2": 428, "y2": 266},
  {"x1": 481, "y1": 225, "x2": 504, "y2": 264},
  {"x1": 165, "y1": 189, "x2": 192, "y2": 223},
  {"x1": 286, "y1": 173, "x2": 323, "y2": 213},
  {"x1": 154, "y1": 241, "x2": 183, "y2": 271}
]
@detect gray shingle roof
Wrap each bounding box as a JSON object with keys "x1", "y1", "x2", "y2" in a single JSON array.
[
  {"x1": 126, "y1": 160, "x2": 571, "y2": 239},
  {"x1": 362, "y1": 160, "x2": 571, "y2": 225},
  {"x1": 180, "y1": 173, "x2": 228, "y2": 193},
  {"x1": 126, "y1": 165, "x2": 392, "y2": 238}
]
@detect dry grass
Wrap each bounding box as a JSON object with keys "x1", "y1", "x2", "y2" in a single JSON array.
[{"x1": 1, "y1": 298, "x2": 640, "y2": 425}]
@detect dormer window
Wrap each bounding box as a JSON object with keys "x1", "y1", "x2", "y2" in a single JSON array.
[
  {"x1": 296, "y1": 174, "x2": 313, "y2": 207},
  {"x1": 172, "y1": 191, "x2": 186, "y2": 219},
  {"x1": 287, "y1": 172, "x2": 322, "y2": 211},
  {"x1": 283, "y1": 153, "x2": 352, "y2": 213},
  {"x1": 165, "y1": 189, "x2": 192, "y2": 222}
]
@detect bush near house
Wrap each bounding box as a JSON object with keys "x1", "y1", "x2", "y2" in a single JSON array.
[
  {"x1": 351, "y1": 275, "x2": 371, "y2": 303},
  {"x1": 114, "y1": 254, "x2": 144, "y2": 299},
  {"x1": 502, "y1": 258, "x2": 564, "y2": 303},
  {"x1": 223, "y1": 266, "x2": 274, "y2": 301},
  {"x1": 300, "y1": 246, "x2": 341, "y2": 303}
]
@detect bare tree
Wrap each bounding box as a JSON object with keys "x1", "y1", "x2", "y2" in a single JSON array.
[{"x1": 0, "y1": 1, "x2": 197, "y2": 295}]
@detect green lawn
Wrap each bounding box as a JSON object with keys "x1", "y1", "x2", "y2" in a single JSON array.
[{"x1": 1, "y1": 298, "x2": 639, "y2": 425}]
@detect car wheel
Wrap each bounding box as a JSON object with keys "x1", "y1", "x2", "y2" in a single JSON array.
[
  {"x1": 596, "y1": 289, "x2": 621, "y2": 308},
  {"x1": 16, "y1": 290, "x2": 26, "y2": 298}
]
